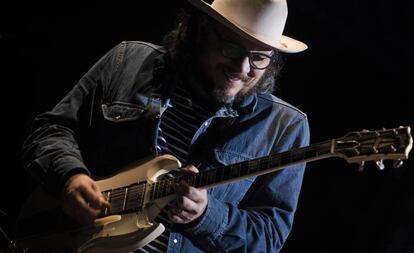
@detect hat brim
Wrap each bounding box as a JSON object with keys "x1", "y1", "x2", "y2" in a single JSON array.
[{"x1": 188, "y1": 0, "x2": 308, "y2": 53}]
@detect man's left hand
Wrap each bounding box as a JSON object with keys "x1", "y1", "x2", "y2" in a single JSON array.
[{"x1": 168, "y1": 165, "x2": 208, "y2": 224}]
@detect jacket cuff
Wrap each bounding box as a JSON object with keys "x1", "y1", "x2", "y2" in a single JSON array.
[
  {"x1": 52, "y1": 156, "x2": 90, "y2": 194},
  {"x1": 186, "y1": 195, "x2": 228, "y2": 239}
]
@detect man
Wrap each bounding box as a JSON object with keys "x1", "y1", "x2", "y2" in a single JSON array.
[{"x1": 21, "y1": 0, "x2": 309, "y2": 252}]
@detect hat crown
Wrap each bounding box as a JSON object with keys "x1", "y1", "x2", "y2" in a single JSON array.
[
  {"x1": 211, "y1": 0, "x2": 288, "y2": 45},
  {"x1": 188, "y1": 0, "x2": 307, "y2": 53}
]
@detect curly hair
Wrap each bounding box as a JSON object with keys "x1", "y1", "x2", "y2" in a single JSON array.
[{"x1": 162, "y1": 7, "x2": 284, "y2": 95}]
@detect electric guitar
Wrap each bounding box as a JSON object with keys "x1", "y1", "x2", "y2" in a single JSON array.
[{"x1": 13, "y1": 126, "x2": 413, "y2": 253}]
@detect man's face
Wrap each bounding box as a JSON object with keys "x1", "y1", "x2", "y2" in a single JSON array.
[{"x1": 198, "y1": 24, "x2": 274, "y2": 104}]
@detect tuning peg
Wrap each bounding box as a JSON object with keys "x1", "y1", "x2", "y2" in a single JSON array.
[
  {"x1": 358, "y1": 161, "x2": 365, "y2": 172},
  {"x1": 376, "y1": 160, "x2": 385, "y2": 170},
  {"x1": 393, "y1": 159, "x2": 404, "y2": 169}
]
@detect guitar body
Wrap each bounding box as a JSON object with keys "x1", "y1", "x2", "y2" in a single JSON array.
[{"x1": 14, "y1": 154, "x2": 181, "y2": 253}]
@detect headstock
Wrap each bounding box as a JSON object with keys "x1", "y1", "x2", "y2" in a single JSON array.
[{"x1": 333, "y1": 126, "x2": 413, "y2": 171}]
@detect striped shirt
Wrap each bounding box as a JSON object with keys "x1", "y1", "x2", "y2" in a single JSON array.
[{"x1": 135, "y1": 84, "x2": 213, "y2": 252}]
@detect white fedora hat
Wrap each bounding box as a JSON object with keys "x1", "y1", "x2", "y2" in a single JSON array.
[{"x1": 188, "y1": 0, "x2": 307, "y2": 53}]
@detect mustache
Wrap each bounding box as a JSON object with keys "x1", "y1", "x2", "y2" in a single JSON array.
[{"x1": 225, "y1": 72, "x2": 251, "y2": 82}]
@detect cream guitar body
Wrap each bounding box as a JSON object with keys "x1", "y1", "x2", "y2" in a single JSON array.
[{"x1": 14, "y1": 155, "x2": 181, "y2": 253}]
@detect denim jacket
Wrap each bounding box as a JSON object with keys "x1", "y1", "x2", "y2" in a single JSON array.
[{"x1": 21, "y1": 41, "x2": 310, "y2": 253}]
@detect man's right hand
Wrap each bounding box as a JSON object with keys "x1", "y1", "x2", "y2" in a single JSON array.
[{"x1": 62, "y1": 174, "x2": 110, "y2": 225}]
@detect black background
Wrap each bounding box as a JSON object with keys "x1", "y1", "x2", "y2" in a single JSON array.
[{"x1": 1, "y1": 0, "x2": 413, "y2": 252}]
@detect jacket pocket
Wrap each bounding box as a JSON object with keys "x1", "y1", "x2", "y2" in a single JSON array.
[
  {"x1": 83, "y1": 101, "x2": 155, "y2": 176},
  {"x1": 101, "y1": 101, "x2": 145, "y2": 122},
  {"x1": 209, "y1": 149, "x2": 256, "y2": 205}
]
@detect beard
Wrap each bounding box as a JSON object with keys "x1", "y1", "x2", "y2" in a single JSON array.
[
  {"x1": 209, "y1": 76, "x2": 255, "y2": 104},
  {"x1": 185, "y1": 59, "x2": 270, "y2": 109},
  {"x1": 204, "y1": 67, "x2": 267, "y2": 105}
]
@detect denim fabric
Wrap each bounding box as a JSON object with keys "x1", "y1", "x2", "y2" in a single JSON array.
[{"x1": 21, "y1": 41, "x2": 310, "y2": 253}]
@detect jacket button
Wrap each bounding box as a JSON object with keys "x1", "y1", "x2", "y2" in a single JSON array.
[{"x1": 173, "y1": 239, "x2": 178, "y2": 244}]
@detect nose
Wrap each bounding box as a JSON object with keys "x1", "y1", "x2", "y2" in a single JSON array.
[{"x1": 230, "y1": 55, "x2": 251, "y2": 75}]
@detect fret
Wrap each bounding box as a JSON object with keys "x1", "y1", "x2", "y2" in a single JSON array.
[
  {"x1": 163, "y1": 179, "x2": 172, "y2": 198},
  {"x1": 170, "y1": 178, "x2": 176, "y2": 195},
  {"x1": 156, "y1": 181, "x2": 163, "y2": 199},
  {"x1": 206, "y1": 169, "x2": 216, "y2": 185},
  {"x1": 126, "y1": 185, "x2": 138, "y2": 210},
  {"x1": 305, "y1": 148, "x2": 322, "y2": 159},
  {"x1": 215, "y1": 167, "x2": 223, "y2": 183},
  {"x1": 268, "y1": 153, "x2": 280, "y2": 168},
  {"x1": 150, "y1": 183, "x2": 155, "y2": 201},
  {"x1": 295, "y1": 148, "x2": 306, "y2": 160},
  {"x1": 109, "y1": 189, "x2": 119, "y2": 213},
  {"x1": 248, "y1": 159, "x2": 260, "y2": 173},
  {"x1": 187, "y1": 174, "x2": 196, "y2": 187},
  {"x1": 228, "y1": 164, "x2": 238, "y2": 177},
  {"x1": 153, "y1": 182, "x2": 159, "y2": 199},
  {"x1": 162, "y1": 179, "x2": 168, "y2": 198},
  {"x1": 137, "y1": 183, "x2": 146, "y2": 210},
  {"x1": 199, "y1": 171, "x2": 205, "y2": 188},
  {"x1": 122, "y1": 188, "x2": 128, "y2": 211},
  {"x1": 162, "y1": 179, "x2": 168, "y2": 197},
  {"x1": 104, "y1": 191, "x2": 111, "y2": 215},
  {"x1": 164, "y1": 178, "x2": 172, "y2": 197},
  {"x1": 259, "y1": 157, "x2": 270, "y2": 171},
  {"x1": 111, "y1": 188, "x2": 126, "y2": 213},
  {"x1": 239, "y1": 162, "x2": 249, "y2": 176},
  {"x1": 222, "y1": 165, "x2": 231, "y2": 181},
  {"x1": 195, "y1": 173, "x2": 202, "y2": 188},
  {"x1": 155, "y1": 182, "x2": 161, "y2": 199},
  {"x1": 154, "y1": 183, "x2": 158, "y2": 199},
  {"x1": 280, "y1": 153, "x2": 292, "y2": 166}
]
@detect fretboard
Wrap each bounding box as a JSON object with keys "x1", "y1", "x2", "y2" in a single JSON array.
[
  {"x1": 102, "y1": 140, "x2": 334, "y2": 216},
  {"x1": 149, "y1": 140, "x2": 334, "y2": 199}
]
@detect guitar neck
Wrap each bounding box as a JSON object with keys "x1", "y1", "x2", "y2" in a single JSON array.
[
  {"x1": 100, "y1": 126, "x2": 413, "y2": 216},
  {"x1": 148, "y1": 140, "x2": 335, "y2": 200}
]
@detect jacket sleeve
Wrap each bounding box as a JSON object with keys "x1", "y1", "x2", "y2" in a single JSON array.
[
  {"x1": 21, "y1": 43, "x2": 122, "y2": 195},
  {"x1": 186, "y1": 115, "x2": 310, "y2": 252}
]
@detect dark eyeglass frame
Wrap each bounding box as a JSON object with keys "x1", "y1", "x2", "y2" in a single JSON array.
[{"x1": 211, "y1": 28, "x2": 277, "y2": 70}]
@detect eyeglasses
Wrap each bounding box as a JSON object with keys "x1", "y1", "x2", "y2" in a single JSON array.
[{"x1": 212, "y1": 28, "x2": 276, "y2": 70}]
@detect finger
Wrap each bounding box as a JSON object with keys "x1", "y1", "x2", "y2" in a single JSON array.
[
  {"x1": 63, "y1": 190, "x2": 99, "y2": 224},
  {"x1": 90, "y1": 183, "x2": 110, "y2": 207},
  {"x1": 73, "y1": 193, "x2": 101, "y2": 221},
  {"x1": 172, "y1": 184, "x2": 195, "y2": 214},
  {"x1": 180, "y1": 164, "x2": 199, "y2": 174},
  {"x1": 68, "y1": 186, "x2": 104, "y2": 219},
  {"x1": 178, "y1": 195, "x2": 207, "y2": 216},
  {"x1": 81, "y1": 184, "x2": 108, "y2": 210},
  {"x1": 168, "y1": 207, "x2": 191, "y2": 224},
  {"x1": 176, "y1": 181, "x2": 206, "y2": 204}
]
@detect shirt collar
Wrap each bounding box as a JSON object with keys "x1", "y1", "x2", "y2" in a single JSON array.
[{"x1": 232, "y1": 92, "x2": 257, "y2": 115}]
